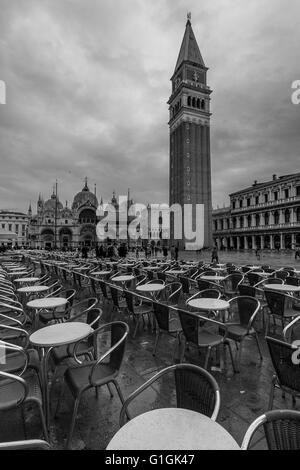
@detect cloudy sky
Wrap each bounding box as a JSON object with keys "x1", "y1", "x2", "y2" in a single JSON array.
[{"x1": 0, "y1": 0, "x2": 299, "y2": 213}]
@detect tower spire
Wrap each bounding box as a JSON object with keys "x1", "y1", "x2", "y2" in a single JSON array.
[{"x1": 174, "y1": 15, "x2": 205, "y2": 73}]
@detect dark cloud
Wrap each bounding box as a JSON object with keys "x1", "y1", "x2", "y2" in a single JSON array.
[{"x1": 0, "y1": 0, "x2": 299, "y2": 212}]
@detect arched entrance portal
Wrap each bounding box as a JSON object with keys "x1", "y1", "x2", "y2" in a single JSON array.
[
  {"x1": 59, "y1": 228, "x2": 73, "y2": 249},
  {"x1": 41, "y1": 229, "x2": 54, "y2": 249},
  {"x1": 79, "y1": 225, "x2": 96, "y2": 247}
]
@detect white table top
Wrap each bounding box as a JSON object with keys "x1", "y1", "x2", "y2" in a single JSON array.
[
  {"x1": 92, "y1": 271, "x2": 111, "y2": 276},
  {"x1": 7, "y1": 267, "x2": 27, "y2": 271},
  {"x1": 200, "y1": 276, "x2": 226, "y2": 282},
  {"x1": 143, "y1": 266, "x2": 159, "y2": 271},
  {"x1": 8, "y1": 271, "x2": 28, "y2": 276},
  {"x1": 17, "y1": 285, "x2": 49, "y2": 293},
  {"x1": 136, "y1": 284, "x2": 165, "y2": 293},
  {"x1": 165, "y1": 270, "x2": 187, "y2": 275},
  {"x1": 29, "y1": 322, "x2": 92, "y2": 348},
  {"x1": 27, "y1": 297, "x2": 68, "y2": 309},
  {"x1": 112, "y1": 275, "x2": 135, "y2": 282},
  {"x1": 107, "y1": 408, "x2": 240, "y2": 450},
  {"x1": 14, "y1": 277, "x2": 40, "y2": 283},
  {"x1": 265, "y1": 284, "x2": 300, "y2": 293},
  {"x1": 188, "y1": 298, "x2": 230, "y2": 311},
  {"x1": 248, "y1": 266, "x2": 261, "y2": 270}
]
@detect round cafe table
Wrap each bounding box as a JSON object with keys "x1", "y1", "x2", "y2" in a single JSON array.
[
  {"x1": 264, "y1": 284, "x2": 300, "y2": 293},
  {"x1": 14, "y1": 277, "x2": 40, "y2": 284},
  {"x1": 200, "y1": 276, "x2": 226, "y2": 283},
  {"x1": 111, "y1": 275, "x2": 135, "y2": 284},
  {"x1": 107, "y1": 408, "x2": 240, "y2": 450},
  {"x1": 27, "y1": 297, "x2": 68, "y2": 330},
  {"x1": 136, "y1": 283, "x2": 165, "y2": 295},
  {"x1": 92, "y1": 270, "x2": 111, "y2": 276},
  {"x1": 17, "y1": 285, "x2": 49, "y2": 294},
  {"x1": 30, "y1": 322, "x2": 92, "y2": 429},
  {"x1": 187, "y1": 298, "x2": 230, "y2": 319},
  {"x1": 165, "y1": 270, "x2": 187, "y2": 276}
]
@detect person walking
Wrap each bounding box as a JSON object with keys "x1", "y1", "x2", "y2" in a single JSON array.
[{"x1": 211, "y1": 245, "x2": 219, "y2": 264}]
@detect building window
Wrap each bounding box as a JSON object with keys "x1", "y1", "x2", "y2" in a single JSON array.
[
  {"x1": 232, "y1": 201, "x2": 236, "y2": 210},
  {"x1": 247, "y1": 198, "x2": 251, "y2": 207},
  {"x1": 1, "y1": 224, "x2": 4, "y2": 229},
  {"x1": 264, "y1": 194, "x2": 268, "y2": 203},
  {"x1": 214, "y1": 221, "x2": 218, "y2": 231},
  {"x1": 284, "y1": 209, "x2": 290, "y2": 223},
  {"x1": 296, "y1": 186, "x2": 300, "y2": 197},
  {"x1": 232, "y1": 218, "x2": 237, "y2": 229},
  {"x1": 256, "y1": 214, "x2": 260, "y2": 227},
  {"x1": 255, "y1": 196, "x2": 259, "y2": 205},
  {"x1": 247, "y1": 215, "x2": 252, "y2": 227},
  {"x1": 8, "y1": 224, "x2": 12, "y2": 231},
  {"x1": 297, "y1": 208, "x2": 300, "y2": 222},
  {"x1": 65, "y1": 220, "x2": 68, "y2": 224},
  {"x1": 274, "y1": 191, "x2": 278, "y2": 201},
  {"x1": 239, "y1": 200, "x2": 243, "y2": 209},
  {"x1": 264, "y1": 213, "x2": 269, "y2": 225},
  {"x1": 274, "y1": 211, "x2": 280, "y2": 225},
  {"x1": 285, "y1": 189, "x2": 289, "y2": 199},
  {"x1": 15, "y1": 224, "x2": 19, "y2": 232},
  {"x1": 240, "y1": 216, "x2": 244, "y2": 228}
]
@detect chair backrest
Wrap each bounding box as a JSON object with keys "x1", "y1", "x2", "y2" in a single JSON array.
[
  {"x1": 119, "y1": 363, "x2": 220, "y2": 427},
  {"x1": 179, "y1": 276, "x2": 190, "y2": 294},
  {"x1": 285, "y1": 277, "x2": 300, "y2": 287},
  {"x1": 110, "y1": 285, "x2": 122, "y2": 308},
  {"x1": 89, "y1": 321, "x2": 129, "y2": 384},
  {"x1": 152, "y1": 301, "x2": 170, "y2": 332},
  {"x1": 264, "y1": 290, "x2": 286, "y2": 318},
  {"x1": 228, "y1": 296, "x2": 260, "y2": 327},
  {"x1": 266, "y1": 336, "x2": 300, "y2": 393},
  {"x1": 275, "y1": 271, "x2": 289, "y2": 281},
  {"x1": 242, "y1": 409, "x2": 300, "y2": 450},
  {"x1": 177, "y1": 308, "x2": 199, "y2": 346},
  {"x1": 247, "y1": 272, "x2": 263, "y2": 286},
  {"x1": 197, "y1": 279, "x2": 212, "y2": 291},
  {"x1": 283, "y1": 316, "x2": 300, "y2": 343},
  {"x1": 163, "y1": 282, "x2": 182, "y2": 305},
  {"x1": 238, "y1": 284, "x2": 256, "y2": 297}
]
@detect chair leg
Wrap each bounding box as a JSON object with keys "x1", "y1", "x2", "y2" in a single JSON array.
[
  {"x1": 226, "y1": 341, "x2": 237, "y2": 373},
  {"x1": 66, "y1": 396, "x2": 81, "y2": 449},
  {"x1": 204, "y1": 347, "x2": 211, "y2": 370},
  {"x1": 111, "y1": 380, "x2": 125, "y2": 406},
  {"x1": 254, "y1": 333, "x2": 263, "y2": 361},
  {"x1": 107, "y1": 383, "x2": 114, "y2": 398},
  {"x1": 37, "y1": 401, "x2": 50, "y2": 442},
  {"x1": 153, "y1": 331, "x2": 160, "y2": 356},
  {"x1": 133, "y1": 316, "x2": 141, "y2": 338},
  {"x1": 236, "y1": 341, "x2": 243, "y2": 373},
  {"x1": 268, "y1": 378, "x2": 276, "y2": 410},
  {"x1": 54, "y1": 380, "x2": 65, "y2": 418},
  {"x1": 179, "y1": 339, "x2": 186, "y2": 363}
]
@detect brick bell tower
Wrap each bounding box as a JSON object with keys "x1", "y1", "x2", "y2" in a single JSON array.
[{"x1": 168, "y1": 14, "x2": 213, "y2": 249}]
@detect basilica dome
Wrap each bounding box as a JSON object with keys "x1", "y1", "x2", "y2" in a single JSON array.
[
  {"x1": 43, "y1": 193, "x2": 63, "y2": 213},
  {"x1": 71, "y1": 180, "x2": 98, "y2": 211}
]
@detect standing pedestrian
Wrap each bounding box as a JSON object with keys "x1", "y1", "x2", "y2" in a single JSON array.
[{"x1": 211, "y1": 245, "x2": 219, "y2": 264}]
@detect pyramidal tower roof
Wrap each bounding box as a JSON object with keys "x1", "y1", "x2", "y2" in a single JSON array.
[{"x1": 174, "y1": 15, "x2": 206, "y2": 73}]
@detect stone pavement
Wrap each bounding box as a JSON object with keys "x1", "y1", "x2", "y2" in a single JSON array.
[{"x1": 1, "y1": 252, "x2": 299, "y2": 450}]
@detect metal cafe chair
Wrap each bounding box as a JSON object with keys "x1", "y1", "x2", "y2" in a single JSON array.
[
  {"x1": 152, "y1": 301, "x2": 182, "y2": 360},
  {"x1": 56, "y1": 321, "x2": 129, "y2": 449},
  {"x1": 119, "y1": 363, "x2": 220, "y2": 427},
  {"x1": 242, "y1": 409, "x2": 300, "y2": 450},
  {"x1": 0, "y1": 439, "x2": 50, "y2": 450},
  {"x1": 266, "y1": 336, "x2": 300, "y2": 409}
]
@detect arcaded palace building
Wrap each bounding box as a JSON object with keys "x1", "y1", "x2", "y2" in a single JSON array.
[
  {"x1": 213, "y1": 173, "x2": 300, "y2": 251},
  {"x1": 168, "y1": 15, "x2": 213, "y2": 249},
  {"x1": 0, "y1": 210, "x2": 28, "y2": 247}
]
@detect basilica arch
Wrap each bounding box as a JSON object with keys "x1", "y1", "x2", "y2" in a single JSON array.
[{"x1": 40, "y1": 228, "x2": 54, "y2": 249}]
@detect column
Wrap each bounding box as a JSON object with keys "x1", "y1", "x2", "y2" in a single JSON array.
[
  {"x1": 252, "y1": 235, "x2": 257, "y2": 250},
  {"x1": 237, "y1": 237, "x2": 240, "y2": 250},
  {"x1": 244, "y1": 236, "x2": 248, "y2": 250},
  {"x1": 280, "y1": 233, "x2": 284, "y2": 250},
  {"x1": 260, "y1": 235, "x2": 264, "y2": 249},
  {"x1": 292, "y1": 234, "x2": 296, "y2": 249},
  {"x1": 270, "y1": 235, "x2": 274, "y2": 250},
  {"x1": 230, "y1": 236, "x2": 234, "y2": 249}
]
